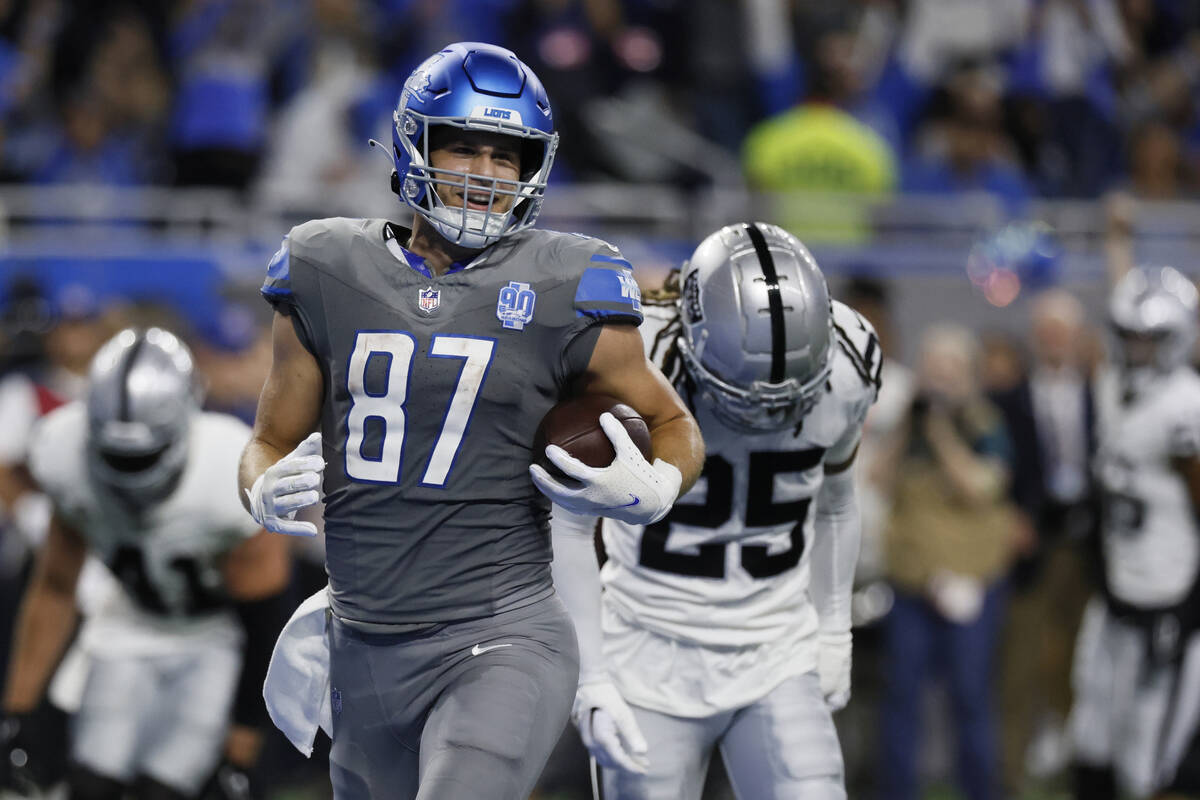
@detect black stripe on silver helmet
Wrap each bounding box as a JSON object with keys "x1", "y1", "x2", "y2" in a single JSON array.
[
  {"x1": 675, "y1": 222, "x2": 834, "y2": 432},
  {"x1": 86, "y1": 327, "x2": 199, "y2": 498}
]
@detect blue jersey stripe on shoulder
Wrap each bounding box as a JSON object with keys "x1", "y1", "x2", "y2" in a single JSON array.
[
  {"x1": 261, "y1": 237, "x2": 294, "y2": 302},
  {"x1": 590, "y1": 253, "x2": 634, "y2": 270},
  {"x1": 575, "y1": 265, "x2": 643, "y2": 322},
  {"x1": 266, "y1": 240, "x2": 290, "y2": 280}
]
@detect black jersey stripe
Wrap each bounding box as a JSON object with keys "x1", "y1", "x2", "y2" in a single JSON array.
[
  {"x1": 745, "y1": 223, "x2": 785, "y2": 383},
  {"x1": 833, "y1": 318, "x2": 883, "y2": 390},
  {"x1": 117, "y1": 330, "x2": 146, "y2": 422}
]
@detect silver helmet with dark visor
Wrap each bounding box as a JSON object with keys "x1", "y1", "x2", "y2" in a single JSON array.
[
  {"x1": 676, "y1": 222, "x2": 834, "y2": 432},
  {"x1": 86, "y1": 327, "x2": 199, "y2": 498}
]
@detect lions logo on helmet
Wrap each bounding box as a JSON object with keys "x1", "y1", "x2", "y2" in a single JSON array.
[
  {"x1": 390, "y1": 42, "x2": 558, "y2": 249},
  {"x1": 85, "y1": 327, "x2": 200, "y2": 500},
  {"x1": 1109, "y1": 266, "x2": 1199, "y2": 396},
  {"x1": 675, "y1": 222, "x2": 834, "y2": 431}
]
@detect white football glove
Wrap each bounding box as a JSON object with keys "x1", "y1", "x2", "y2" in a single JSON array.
[
  {"x1": 817, "y1": 631, "x2": 852, "y2": 711},
  {"x1": 573, "y1": 680, "x2": 649, "y2": 775},
  {"x1": 529, "y1": 413, "x2": 681, "y2": 525},
  {"x1": 245, "y1": 432, "x2": 324, "y2": 537}
]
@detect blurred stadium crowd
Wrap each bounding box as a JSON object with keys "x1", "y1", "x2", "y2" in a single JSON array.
[
  {"x1": 0, "y1": 1, "x2": 1198, "y2": 800},
  {"x1": 0, "y1": 0, "x2": 1196, "y2": 198}
]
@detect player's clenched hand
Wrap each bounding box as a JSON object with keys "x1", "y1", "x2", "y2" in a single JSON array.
[
  {"x1": 529, "y1": 413, "x2": 681, "y2": 525},
  {"x1": 246, "y1": 432, "x2": 324, "y2": 537},
  {"x1": 817, "y1": 631, "x2": 852, "y2": 711},
  {"x1": 573, "y1": 680, "x2": 649, "y2": 775}
]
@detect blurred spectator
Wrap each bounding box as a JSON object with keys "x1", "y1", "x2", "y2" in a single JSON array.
[
  {"x1": 741, "y1": 0, "x2": 802, "y2": 121},
  {"x1": 904, "y1": 62, "x2": 1033, "y2": 215},
  {"x1": 742, "y1": 29, "x2": 898, "y2": 196},
  {"x1": 41, "y1": 284, "x2": 124, "y2": 401},
  {"x1": 1124, "y1": 117, "x2": 1195, "y2": 198},
  {"x1": 979, "y1": 331, "x2": 1027, "y2": 396},
  {"x1": 809, "y1": 22, "x2": 903, "y2": 151},
  {"x1": 191, "y1": 297, "x2": 271, "y2": 425},
  {"x1": 840, "y1": 275, "x2": 914, "y2": 585},
  {"x1": 255, "y1": 0, "x2": 393, "y2": 213},
  {"x1": 504, "y1": 0, "x2": 699, "y2": 183},
  {"x1": 992, "y1": 289, "x2": 1098, "y2": 795},
  {"x1": 875, "y1": 323, "x2": 1018, "y2": 800},
  {"x1": 1007, "y1": 0, "x2": 1130, "y2": 196},
  {"x1": 169, "y1": 0, "x2": 300, "y2": 190},
  {"x1": 30, "y1": 91, "x2": 155, "y2": 184},
  {"x1": 742, "y1": 27, "x2": 898, "y2": 242},
  {"x1": 896, "y1": 0, "x2": 1029, "y2": 88},
  {"x1": 16, "y1": 7, "x2": 170, "y2": 184},
  {"x1": 681, "y1": 0, "x2": 759, "y2": 154}
]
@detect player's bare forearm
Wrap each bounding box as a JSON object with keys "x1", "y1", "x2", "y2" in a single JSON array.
[
  {"x1": 4, "y1": 587, "x2": 77, "y2": 713},
  {"x1": 3, "y1": 519, "x2": 84, "y2": 713},
  {"x1": 238, "y1": 437, "x2": 290, "y2": 513},
  {"x1": 224, "y1": 529, "x2": 290, "y2": 600},
  {"x1": 238, "y1": 311, "x2": 324, "y2": 510},
  {"x1": 648, "y1": 414, "x2": 704, "y2": 493},
  {"x1": 579, "y1": 324, "x2": 705, "y2": 493}
]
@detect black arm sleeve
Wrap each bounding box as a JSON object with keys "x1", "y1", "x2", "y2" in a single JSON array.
[{"x1": 231, "y1": 588, "x2": 294, "y2": 728}]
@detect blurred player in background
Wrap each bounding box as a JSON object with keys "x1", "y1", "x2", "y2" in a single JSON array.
[
  {"x1": 1069, "y1": 266, "x2": 1200, "y2": 800},
  {"x1": 1, "y1": 327, "x2": 290, "y2": 800},
  {"x1": 551, "y1": 222, "x2": 880, "y2": 799},
  {"x1": 242, "y1": 42, "x2": 702, "y2": 799}
]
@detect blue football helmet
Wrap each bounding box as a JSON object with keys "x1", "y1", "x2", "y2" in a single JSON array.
[{"x1": 391, "y1": 42, "x2": 558, "y2": 249}]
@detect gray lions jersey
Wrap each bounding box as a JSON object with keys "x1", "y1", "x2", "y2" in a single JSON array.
[{"x1": 261, "y1": 219, "x2": 642, "y2": 625}]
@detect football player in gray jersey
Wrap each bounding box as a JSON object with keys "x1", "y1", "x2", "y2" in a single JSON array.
[{"x1": 239, "y1": 43, "x2": 703, "y2": 800}]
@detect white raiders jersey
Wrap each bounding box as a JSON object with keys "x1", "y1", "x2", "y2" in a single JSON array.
[
  {"x1": 1094, "y1": 366, "x2": 1200, "y2": 607},
  {"x1": 28, "y1": 404, "x2": 261, "y2": 656},
  {"x1": 600, "y1": 299, "x2": 880, "y2": 653}
]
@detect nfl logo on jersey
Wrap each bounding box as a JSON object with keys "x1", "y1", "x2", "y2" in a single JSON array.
[
  {"x1": 418, "y1": 286, "x2": 440, "y2": 314},
  {"x1": 496, "y1": 281, "x2": 537, "y2": 330}
]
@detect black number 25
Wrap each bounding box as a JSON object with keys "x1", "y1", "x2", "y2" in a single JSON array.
[{"x1": 638, "y1": 449, "x2": 825, "y2": 579}]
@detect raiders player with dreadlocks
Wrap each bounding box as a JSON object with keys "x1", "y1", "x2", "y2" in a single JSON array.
[{"x1": 550, "y1": 222, "x2": 881, "y2": 799}]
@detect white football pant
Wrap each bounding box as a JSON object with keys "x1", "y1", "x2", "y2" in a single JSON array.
[{"x1": 600, "y1": 670, "x2": 845, "y2": 800}]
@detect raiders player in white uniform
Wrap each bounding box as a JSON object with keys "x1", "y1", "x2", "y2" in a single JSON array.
[
  {"x1": 547, "y1": 223, "x2": 880, "y2": 799},
  {"x1": 1068, "y1": 266, "x2": 1200, "y2": 800},
  {"x1": 1, "y1": 328, "x2": 289, "y2": 800}
]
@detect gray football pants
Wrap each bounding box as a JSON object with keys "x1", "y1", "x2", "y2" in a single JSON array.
[
  {"x1": 602, "y1": 671, "x2": 845, "y2": 800},
  {"x1": 327, "y1": 594, "x2": 579, "y2": 800}
]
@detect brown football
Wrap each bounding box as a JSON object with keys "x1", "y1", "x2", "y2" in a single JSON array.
[{"x1": 533, "y1": 394, "x2": 653, "y2": 480}]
